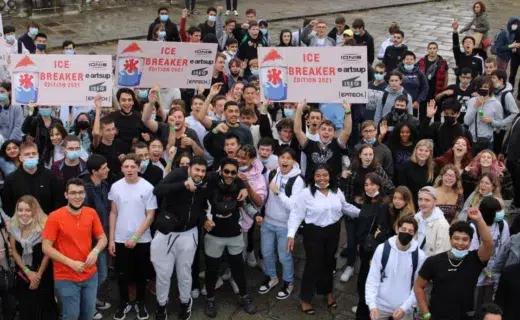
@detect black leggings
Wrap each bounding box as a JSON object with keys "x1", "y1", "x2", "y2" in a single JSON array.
[
  {"x1": 509, "y1": 54, "x2": 520, "y2": 99},
  {"x1": 115, "y1": 242, "x2": 150, "y2": 303},
  {"x1": 356, "y1": 246, "x2": 374, "y2": 320},
  {"x1": 0, "y1": 291, "x2": 17, "y2": 320},
  {"x1": 205, "y1": 252, "x2": 247, "y2": 299},
  {"x1": 225, "y1": 0, "x2": 237, "y2": 10},
  {"x1": 184, "y1": 0, "x2": 195, "y2": 10}
]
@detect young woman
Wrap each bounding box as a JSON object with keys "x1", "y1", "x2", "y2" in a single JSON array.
[
  {"x1": 0, "y1": 140, "x2": 21, "y2": 179},
  {"x1": 0, "y1": 215, "x2": 16, "y2": 320},
  {"x1": 434, "y1": 164, "x2": 465, "y2": 224},
  {"x1": 9, "y1": 196, "x2": 58, "y2": 319},
  {"x1": 287, "y1": 164, "x2": 360, "y2": 314},
  {"x1": 385, "y1": 122, "x2": 418, "y2": 175},
  {"x1": 152, "y1": 24, "x2": 167, "y2": 41},
  {"x1": 435, "y1": 136, "x2": 473, "y2": 173},
  {"x1": 397, "y1": 139, "x2": 438, "y2": 206},
  {"x1": 461, "y1": 149, "x2": 514, "y2": 200},
  {"x1": 229, "y1": 82, "x2": 245, "y2": 103},
  {"x1": 277, "y1": 29, "x2": 293, "y2": 47},
  {"x1": 459, "y1": 1, "x2": 490, "y2": 48},
  {"x1": 42, "y1": 124, "x2": 68, "y2": 168},
  {"x1": 72, "y1": 112, "x2": 93, "y2": 155},
  {"x1": 354, "y1": 173, "x2": 391, "y2": 320},
  {"x1": 460, "y1": 173, "x2": 502, "y2": 221},
  {"x1": 22, "y1": 105, "x2": 62, "y2": 154},
  {"x1": 387, "y1": 186, "x2": 416, "y2": 231}
]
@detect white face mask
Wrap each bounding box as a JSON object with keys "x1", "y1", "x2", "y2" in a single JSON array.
[
  {"x1": 512, "y1": 24, "x2": 518, "y2": 31},
  {"x1": 314, "y1": 183, "x2": 329, "y2": 189},
  {"x1": 19, "y1": 218, "x2": 34, "y2": 226},
  {"x1": 366, "y1": 191, "x2": 380, "y2": 198}
]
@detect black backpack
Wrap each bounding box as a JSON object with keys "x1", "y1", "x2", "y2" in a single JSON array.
[
  {"x1": 499, "y1": 90, "x2": 513, "y2": 118},
  {"x1": 380, "y1": 240, "x2": 419, "y2": 289},
  {"x1": 268, "y1": 170, "x2": 303, "y2": 197}
]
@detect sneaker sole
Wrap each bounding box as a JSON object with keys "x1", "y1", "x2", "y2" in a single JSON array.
[
  {"x1": 258, "y1": 287, "x2": 272, "y2": 294},
  {"x1": 276, "y1": 292, "x2": 292, "y2": 300}
]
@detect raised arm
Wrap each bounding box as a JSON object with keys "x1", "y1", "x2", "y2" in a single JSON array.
[
  {"x1": 216, "y1": 6, "x2": 225, "y2": 49},
  {"x1": 92, "y1": 95, "x2": 102, "y2": 149},
  {"x1": 197, "y1": 83, "x2": 222, "y2": 130},
  {"x1": 338, "y1": 102, "x2": 352, "y2": 147},
  {"x1": 294, "y1": 100, "x2": 308, "y2": 147}
]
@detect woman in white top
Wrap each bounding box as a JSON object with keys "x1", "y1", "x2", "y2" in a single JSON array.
[{"x1": 287, "y1": 164, "x2": 360, "y2": 315}]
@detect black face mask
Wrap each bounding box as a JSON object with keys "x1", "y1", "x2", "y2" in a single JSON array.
[
  {"x1": 478, "y1": 88, "x2": 489, "y2": 96},
  {"x1": 394, "y1": 108, "x2": 406, "y2": 116},
  {"x1": 76, "y1": 120, "x2": 90, "y2": 130},
  {"x1": 68, "y1": 203, "x2": 84, "y2": 211},
  {"x1": 398, "y1": 232, "x2": 413, "y2": 246},
  {"x1": 444, "y1": 115, "x2": 456, "y2": 125}
]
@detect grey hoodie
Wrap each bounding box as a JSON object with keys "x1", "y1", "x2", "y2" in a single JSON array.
[
  {"x1": 374, "y1": 86, "x2": 413, "y2": 126},
  {"x1": 492, "y1": 233, "x2": 520, "y2": 283},
  {"x1": 493, "y1": 82, "x2": 519, "y2": 130},
  {"x1": 464, "y1": 95, "x2": 504, "y2": 141}
]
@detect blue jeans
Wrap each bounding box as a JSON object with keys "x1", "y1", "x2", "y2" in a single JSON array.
[
  {"x1": 260, "y1": 221, "x2": 293, "y2": 282},
  {"x1": 55, "y1": 272, "x2": 98, "y2": 320},
  {"x1": 97, "y1": 250, "x2": 108, "y2": 287}
]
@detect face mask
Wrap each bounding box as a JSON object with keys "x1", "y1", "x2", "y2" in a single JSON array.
[
  {"x1": 512, "y1": 24, "x2": 518, "y2": 31},
  {"x1": 374, "y1": 73, "x2": 384, "y2": 81},
  {"x1": 29, "y1": 28, "x2": 39, "y2": 36},
  {"x1": 354, "y1": 31, "x2": 360, "y2": 36},
  {"x1": 0, "y1": 93, "x2": 8, "y2": 101},
  {"x1": 398, "y1": 232, "x2": 413, "y2": 246},
  {"x1": 478, "y1": 88, "x2": 489, "y2": 96},
  {"x1": 444, "y1": 115, "x2": 456, "y2": 125},
  {"x1": 366, "y1": 191, "x2": 380, "y2": 198},
  {"x1": 284, "y1": 109, "x2": 295, "y2": 118},
  {"x1": 137, "y1": 89, "x2": 149, "y2": 99},
  {"x1": 66, "y1": 151, "x2": 79, "y2": 161},
  {"x1": 309, "y1": 30, "x2": 317, "y2": 37},
  {"x1": 394, "y1": 108, "x2": 406, "y2": 116},
  {"x1": 251, "y1": 69, "x2": 259, "y2": 76},
  {"x1": 404, "y1": 64, "x2": 414, "y2": 71},
  {"x1": 76, "y1": 120, "x2": 90, "y2": 130},
  {"x1": 260, "y1": 158, "x2": 268, "y2": 164},
  {"x1": 314, "y1": 183, "x2": 329, "y2": 189},
  {"x1": 494, "y1": 82, "x2": 501, "y2": 89},
  {"x1": 23, "y1": 158, "x2": 38, "y2": 169},
  {"x1": 160, "y1": 14, "x2": 169, "y2": 22},
  {"x1": 36, "y1": 43, "x2": 46, "y2": 51},
  {"x1": 365, "y1": 138, "x2": 376, "y2": 145},
  {"x1": 5, "y1": 35, "x2": 15, "y2": 43},
  {"x1": 158, "y1": 31, "x2": 167, "y2": 39},
  {"x1": 19, "y1": 218, "x2": 34, "y2": 226},
  {"x1": 494, "y1": 210, "x2": 505, "y2": 222},
  {"x1": 208, "y1": 15, "x2": 216, "y2": 22},
  {"x1": 460, "y1": 82, "x2": 470, "y2": 89},
  {"x1": 151, "y1": 114, "x2": 156, "y2": 120},
  {"x1": 260, "y1": 29, "x2": 268, "y2": 35},
  {"x1": 451, "y1": 248, "x2": 469, "y2": 259},
  {"x1": 140, "y1": 159, "x2": 149, "y2": 170},
  {"x1": 39, "y1": 108, "x2": 52, "y2": 117},
  {"x1": 64, "y1": 49, "x2": 74, "y2": 55},
  {"x1": 239, "y1": 165, "x2": 249, "y2": 172}
]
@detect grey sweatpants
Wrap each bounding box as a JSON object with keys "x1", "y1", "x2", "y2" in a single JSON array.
[{"x1": 151, "y1": 227, "x2": 198, "y2": 305}]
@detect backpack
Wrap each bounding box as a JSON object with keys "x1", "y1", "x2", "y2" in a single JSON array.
[
  {"x1": 380, "y1": 240, "x2": 419, "y2": 289},
  {"x1": 471, "y1": 220, "x2": 504, "y2": 241},
  {"x1": 17, "y1": 40, "x2": 23, "y2": 54},
  {"x1": 490, "y1": 29, "x2": 504, "y2": 55},
  {"x1": 381, "y1": 89, "x2": 409, "y2": 108},
  {"x1": 500, "y1": 90, "x2": 513, "y2": 118},
  {"x1": 268, "y1": 170, "x2": 302, "y2": 197}
]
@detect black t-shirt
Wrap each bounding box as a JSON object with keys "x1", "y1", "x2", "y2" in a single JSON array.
[
  {"x1": 93, "y1": 139, "x2": 126, "y2": 181},
  {"x1": 419, "y1": 250, "x2": 487, "y2": 319},
  {"x1": 390, "y1": 143, "x2": 414, "y2": 173},
  {"x1": 109, "y1": 111, "x2": 146, "y2": 152},
  {"x1": 156, "y1": 124, "x2": 202, "y2": 161},
  {"x1": 61, "y1": 163, "x2": 81, "y2": 187},
  {"x1": 302, "y1": 138, "x2": 348, "y2": 179}
]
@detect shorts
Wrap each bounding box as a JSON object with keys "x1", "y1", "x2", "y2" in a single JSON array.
[{"x1": 204, "y1": 234, "x2": 244, "y2": 258}]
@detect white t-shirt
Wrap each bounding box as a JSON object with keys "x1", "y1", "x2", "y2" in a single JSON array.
[{"x1": 108, "y1": 178, "x2": 158, "y2": 243}]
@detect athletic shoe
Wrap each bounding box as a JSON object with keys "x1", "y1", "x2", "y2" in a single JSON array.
[
  {"x1": 191, "y1": 288, "x2": 200, "y2": 299},
  {"x1": 225, "y1": 10, "x2": 230, "y2": 15},
  {"x1": 113, "y1": 302, "x2": 132, "y2": 320},
  {"x1": 93, "y1": 311, "x2": 103, "y2": 320},
  {"x1": 351, "y1": 306, "x2": 358, "y2": 313},
  {"x1": 215, "y1": 276, "x2": 224, "y2": 289},
  {"x1": 156, "y1": 301, "x2": 167, "y2": 320},
  {"x1": 229, "y1": 278, "x2": 240, "y2": 294},
  {"x1": 258, "y1": 276, "x2": 279, "y2": 294},
  {"x1": 135, "y1": 301, "x2": 149, "y2": 320},
  {"x1": 205, "y1": 298, "x2": 217, "y2": 318},
  {"x1": 276, "y1": 281, "x2": 293, "y2": 300},
  {"x1": 233, "y1": 10, "x2": 238, "y2": 16},
  {"x1": 96, "y1": 299, "x2": 111, "y2": 310},
  {"x1": 201, "y1": 285, "x2": 207, "y2": 296},
  {"x1": 221, "y1": 268, "x2": 231, "y2": 281},
  {"x1": 179, "y1": 297, "x2": 193, "y2": 320},
  {"x1": 340, "y1": 266, "x2": 354, "y2": 283},
  {"x1": 246, "y1": 251, "x2": 257, "y2": 267},
  {"x1": 238, "y1": 294, "x2": 256, "y2": 314}
]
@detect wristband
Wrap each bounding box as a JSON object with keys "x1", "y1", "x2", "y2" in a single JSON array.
[
  {"x1": 212, "y1": 128, "x2": 219, "y2": 134},
  {"x1": 344, "y1": 109, "x2": 352, "y2": 115},
  {"x1": 23, "y1": 267, "x2": 30, "y2": 274},
  {"x1": 423, "y1": 313, "x2": 431, "y2": 319},
  {"x1": 131, "y1": 235, "x2": 139, "y2": 241},
  {"x1": 170, "y1": 126, "x2": 176, "y2": 132},
  {"x1": 167, "y1": 159, "x2": 173, "y2": 164},
  {"x1": 92, "y1": 248, "x2": 100, "y2": 254}
]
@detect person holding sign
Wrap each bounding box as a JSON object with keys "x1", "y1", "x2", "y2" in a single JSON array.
[{"x1": 301, "y1": 19, "x2": 336, "y2": 47}]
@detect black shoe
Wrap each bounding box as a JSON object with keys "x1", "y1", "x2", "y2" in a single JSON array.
[
  {"x1": 205, "y1": 298, "x2": 217, "y2": 318},
  {"x1": 238, "y1": 294, "x2": 257, "y2": 315},
  {"x1": 156, "y1": 301, "x2": 167, "y2": 320},
  {"x1": 113, "y1": 302, "x2": 132, "y2": 320},
  {"x1": 135, "y1": 301, "x2": 149, "y2": 320},
  {"x1": 340, "y1": 247, "x2": 349, "y2": 258},
  {"x1": 179, "y1": 298, "x2": 193, "y2": 320}
]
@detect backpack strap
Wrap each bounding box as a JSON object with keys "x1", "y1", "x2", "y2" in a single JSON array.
[
  {"x1": 411, "y1": 247, "x2": 419, "y2": 290},
  {"x1": 498, "y1": 220, "x2": 504, "y2": 236},
  {"x1": 500, "y1": 90, "x2": 512, "y2": 117},
  {"x1": 284, "y1": 176, "x2": 300, "y2": 197},
  {"x1": 380, "y1": 241, "x2": 391, "y2": 282},
  {"x1": 268, "y1": 170, "x2": 276, "y2": 183},
  {"x1": 17, "y1": 40, "x2": 22, "y2": 54},
  {"x1": 381, "y1": 91, "x2": 389, "y2": 109}
]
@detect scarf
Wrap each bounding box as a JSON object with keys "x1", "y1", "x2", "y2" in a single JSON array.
[
  {"x1": 425, "y1": 56, "x2": 441, "y2": 81},
  {"x1": 10, "y1": 227, "x2": 42, "y2": 267}
]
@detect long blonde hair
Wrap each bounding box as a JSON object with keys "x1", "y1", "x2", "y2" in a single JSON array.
[
  {"x1": 470, "y1": 173, "x2": 502, "y2": 208},
  {"x1": 434, "y1": 164, "x2": 463, "y2": 195},
  {"x1": 10, "y1": 196, "x2": 47, "y2": 233},
  {"x1": 411, "y1": 139, "x2": 435, "y2": 183}
]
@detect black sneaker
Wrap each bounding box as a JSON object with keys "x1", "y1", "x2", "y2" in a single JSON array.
[
  {"x1": 113, "y1": 302, "x2": 132, "y2": 320},
  {"x1": 179, "y1": 297, "x2": 193, "y2": 320},
  {"x1": 276, "y1": 281, "x2": 294, "y2": 300},
  {"x1": 135, "y1": 301, "x2": 149, "y2": 320},
  {"x1": 156, "y1": 301, "x2": 167, "y2": 320},
  {"x1": 238, "y1": 294, "x2": 257, "y2": 315},
  {"x1": 258, "y1": 276, "x2": 279, "y2": 294},
  {"x1": 205, "y1": 298, "x2": 217, "y2": 318}
]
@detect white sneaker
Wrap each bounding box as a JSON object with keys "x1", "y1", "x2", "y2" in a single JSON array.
[
  {"x1": 233, "y1": 10, "x2": 238, "y2": 16},
  {"x1": 93, "y1": 311, "x2": 103, "y2": 320},
  {"x1": 246, "y1": 251, "x2": 257, "y2": 268},
  {"x1": 351, "y1": 306, "x2": 358, "y2": 313},
  {"x1": 340, "y1": 266, "x2": 354, "y2": 283},
  {"x1": 258, "y1": 276, "x2": 279, "y2": 294},
  {"x1": 225, "y1": 10, "x2": 230, "y2": 15},
  {"x1": 191, "y1": 288, "x2": 200, "y2": 299},
  {"x1": 201, "y1": 285, "x2": 207, "y2": 296},
  {"x1": 221, "y1": 268, "x2": 231, "y2": 281},
  {"x1": 215, "y1": 276, "x2": 224, "y2": 289},
  {"x1": 229, "y1": 278, "x2": 240, "y2": 294}
]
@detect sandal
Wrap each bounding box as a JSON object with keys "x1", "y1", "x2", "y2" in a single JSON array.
[
  {"x1": 328, "y1": 301, "x2": 338, "y2": 309},
  {"x1": 301, "y1": 307, "x2": 315, "y2": 315}
]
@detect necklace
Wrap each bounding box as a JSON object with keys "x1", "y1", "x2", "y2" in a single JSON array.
[{"x1": 448, "y1": 256, "x2": 464, "y2": 268}]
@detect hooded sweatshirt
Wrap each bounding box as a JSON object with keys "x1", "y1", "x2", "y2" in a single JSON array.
[
  {"x1": 365, "y1": 236, "x2": 427, "y2": 314},
  {"x1": 494, "y1": 17, "x2": 519, "y2": 61},
  {"x1": 415, "y1": 207, "x2": 451, "y2": 256},
  {"x1": 264, "y1": 166, "x2": 305, "y2": 228},
  {"x1": 398, "y1": 63, "x2": 429, "y2": 103},
  {"x1": 464, "y1": 95, "x2": 504, "y2": 142},
  {"x1": 239, "y1": 158, "x2": 267, "y2": 231},
  {"x1": 374, "y1": 86, "x2": 413, "y2": 126},
  {"x1": 493, "y1": 82, "x2": 519, "y2": 129}
]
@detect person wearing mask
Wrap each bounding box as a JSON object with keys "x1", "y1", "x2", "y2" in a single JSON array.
[
  {"x1": 132, "y1": 142, "x2": 163, "y2": 187},
  {"x1": 287, "y1": 164, "x2": 360, "y2": 314},
  {"x1": 418, "y1": 42, "x2": 449, "y2": 122},
  {"x1": 237, "y1": 21, "x2": 267, "y2": 62},
  {"x1": 147, "y1": 7, "x2": 180, "y2": 42},
  {"x1": 452, "y1": 19, "x2": 485, "y2": 78},
  {"x1": 3, "y1": 25, "x2": 29, "y2": 55},
  {"x1": 355, "y1": 120, "x2": 394, "y2": 178},
  {"x1": 71, "y1": 112, "x2": 93, "y2": 155},
  {"x1": 493, "y1": 18, "x2": 519, "y2": 72},
  {"x1": 435, "y1": 136, "x2": 473, "y2": 173},
  {"x1": 327, "y1": 16, "x2": 348, "y2": 47},
  {"x1": 382, "y1": 30, "x2": 407, "y2": 72},
  {"x1": 18, "y1": 22, "x2": 39, "y2": 54},
  {"x1": 151, "y1": 24, "x2": 167, "y2": 41},
  {"x1": 365, "y1": 63, "x2": 387, "y2": 121},
  {"x1": 258, "y1": 20, "x2": 272, "y2": 47},
  {"x1": 378, "y1": 95, "x2": 419, "y2": 138},
  {"x1": 34, "y1": 33, "x2": 47, "y2": 55},
  {"x1": 151, "y1": 157, "x2": 208, "y2": 320},
  {"x1": 374, "y1": 71, "x2": 413, "y2": 126},
  {"x1": 352, "y1": 18, "x2": 375, "y2": 64},
  {"x1": 0, "y1": 82, "x2": 23, "y2": 141},
  {"x1": 82, "y1": 154, "x2": 111, "y2": 319},
  {"x1": 197, "y1": 7, "x2": 217, "y2": 39},
  {"x1": 464, "y1": 76, "x2": 503, "y2": 154},
  {"x1": 50, "y1": 135, "x2": 88, "y2": 187},
  {"x1": 458, "y1": 1, "x2": 490, "y2": 48},
  {"x1": 398, "y1": 51, "x2": 429, "y2": 119},
  {"x1": 385, "y1": 122, "x2": 418, "y2": 175},
  {"x1": 216, "y1": 6, "x2": 237, "y2": 51},
  {"x1": 61, "y1": 40, "x2": 75, "y2": 55},
  {"x1": 414, "y1": 210, "x2": 493, "y2": 320},
  {"x1": 42, "y1": 178, "x2": 108, "y2": 320},
  {"x1": 22, "y1": 104, "x2": 63, "y2": 155},
  {"x1": 365, "y1": 216, "x2": 426, "y2": 320},
  {"x1": 108, "y1": 154, "x2": 157, "y2": 320},
  {"x1": 420, "y1": 98, "x2": 473, "y2": 157},
  {"x1": 434, "y1": 164, "x2": 465, "y2": 224},
  {"x1": 301, "y1": 19, "x2": 335, "y2": 47},
  {"x1": 435, "y1": 68, "x2": 475, "y2": 122},
  {"x1": 491, "y1": 70, "x2": 519, "y2": 154}
]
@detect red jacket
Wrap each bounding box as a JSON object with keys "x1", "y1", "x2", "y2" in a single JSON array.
[{"x1": 418, "y1": 55, "x2": 448, "y2": 95}]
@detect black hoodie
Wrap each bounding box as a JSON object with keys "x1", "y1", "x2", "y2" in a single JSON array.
[{"x1": 147, "y1": 18, "x2": 180, "y2": 42}]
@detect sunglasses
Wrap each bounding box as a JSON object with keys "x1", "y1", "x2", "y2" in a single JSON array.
[
  {"x1": 375, "y1": 71, "x2": 385, "y2": 75},
  {"x1": 223, "y1": 169, "x2": 237, "y2": 175}
]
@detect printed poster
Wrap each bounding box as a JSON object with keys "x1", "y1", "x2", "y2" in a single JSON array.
[
  {"x1": 10, "y1": 54, "x2": 113, "y2": 106},
  {"x1": 258, "y1": 46, "x2": 368, "y2": 103},
  {"x1": 115, "y1": 40, "x2": 218, "y2": 89}
]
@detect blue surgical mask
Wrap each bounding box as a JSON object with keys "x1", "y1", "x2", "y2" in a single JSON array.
[
  {"x1": 239, "y1": 165, "x2": 249, "y2": 172},
  {"x1": 0, "y1": 93, "x2": 8, "y2": 101},
  {"x1": 66, "y1": 151, "x2": 79, "y2": 161},
  {"x1": 374, "y1": 73, "x2": 384, "y2": 81},
  {"x1": 260, "y1": 29, "x2": 268, "y2": 35},
  {"x1": 284, "y1": 109, "x2": 295, "y2": 118},
  {"x1": 354, "y1": 31, "x2": 360, "y2": 36},
  {"x1": 365, "y1": 138, "x2": 376, "y2": 145},
  {"x1": 251, "y1": 69, "x2": 259, "y2": 76},
  {"x1": 137, "y1": 89, "x2": 149, "y2": 99},
  {"x1": 36, "y1": 43, "x2": 46, "y2": 51},
  {"x1": 5, "y1": 35, "x2": 15, "y2": 43},
  {"x1": 208, "y1": 15, "x2": 216, "y2": 22},
  {"x1": 451, "y1": 248, "x2": 469, "y2": 259},
  {"x1": 494, "y1": 210, "x2": 505, "y2": 222},
  {"x1": 314, "y1": 183, "x2": 329, "y2": 189},
  {"x1": 151, "y1": 114, "x2": 156, "y2": 120},
  {"x1": 404, "y1": 64, "x2": 414, "y2": 71},
  {"x1": 160, "y1": 14, "x2": 169, "y2": 22},
  {"x1": 23, "y1": 158, "x2": 38, "y2": 169},
  {"x1": 39, "y1": 108, "x2": 52, "y2": 117},
  {"x1": 494, "y1": 82, "x2": 501, "y2": 89},
  {"x1": 29, "y1": 28, "x2": 39, "y2": 36},
  {"x1": 140, "y1": 159, "x2": 150, "y2": 170},
  {"x1": 158, "y1": 31, "x2": 167, "y2": 39},
  {"x1": 64, "y1": 49, "x2": 74, "y2": 55}
]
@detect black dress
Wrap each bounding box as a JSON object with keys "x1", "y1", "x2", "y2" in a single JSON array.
[{"x1": 15, "y1": 240, "x2": 59, "y2": 320}]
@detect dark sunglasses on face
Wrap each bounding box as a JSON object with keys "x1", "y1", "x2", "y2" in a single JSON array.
[
  {"x1": 375, "y1": 71, "x2": 385, "y2": 75},
  {"x1": 223, "y1": 169, "x2": 237, "y2": 175}
]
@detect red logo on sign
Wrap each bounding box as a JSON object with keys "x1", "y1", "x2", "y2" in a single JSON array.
[
  {"x1": 19, "y1": 74, "x2": 34, "y2": 90},
  {"x1": 124, "y1": 59, "x2": 139, "y2": 73},
  {"x1": 267, "y1": 68, "x2": 282, "y2": 86}
]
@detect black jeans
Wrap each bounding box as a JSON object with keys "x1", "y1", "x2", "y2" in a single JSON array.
[
  {"x1": 300, "y1": 221, "x2": 340, "y2": 303},
  {"x1": 0, "y1": 291, "x2": 17, "y2": 320},
  {"x1": 115, "y1": 242, "x2": 150, "y2": 303},
  {"x1": 509, "y1": 54, "x2": 520, "y2": 99},
  {"x1": 184, "y1": 0, "x2": 195, "y2": 10},
  {"x1": 356, "y1": 246, "x2": 374, "y2": 320},
  {"x1": 205, "y1": 253, "x2": 247, "y2": 299},
  {"x1": 225, "y1": 0, "x2": 237, "y2": 10},
  {"x1": 344, "y1": 217, "x2": 359, "y2": 267}
]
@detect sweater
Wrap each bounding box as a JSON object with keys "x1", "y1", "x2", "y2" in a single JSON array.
[
  {"x1": 464, "y1": 96, "x2": 503, "y2": 142},
  {"x1": 398, "y1": 64, "x2": 429, "y2": 103},
  {"x1": 237, "y1": 33, "x2": 267, "y2": 62},
  {"x1": 382, "y1": 44, "x2": 408, "y2": 72},
  {"x1": 415, "y1": 207, "x2": 451, "y2": 256},
  {"x1": 365, "y1": 236, "x2": 427, "y2": 314},
  {"x1": 374, "y1": 86, "x2": 413, "y2": 126},
  {"x1": 460, "y1": 13, "x2": 490, "y2": 38},
  {"x1": 452, "y1": 32, "x2": 485, "y2": 78},
  {"x1": 495, "y1": 17, "x2": 520, "y2": 62},
  {"x1": 354, "y1": 30, "x2": 375, "y2": 64},
  {"x1": 0, "y1": 105, "x2": 23, "y2": 141},
  {"x1": 493, "y1": 83, "x2": 519, "y2": 130}
]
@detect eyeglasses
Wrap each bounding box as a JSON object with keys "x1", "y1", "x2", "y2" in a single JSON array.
[
  {"x1": 375, "y1": 71, "x2": 385, "y2": 75},
  {"x1": 223, "y1": 169, "x2": 237, "y2": 175},
  {"x1": 68, "y1": 191, "x2": 85, "y2": 196},
  {"x1": 362, "y1": 129, "x2": 376, "y2": 133}
]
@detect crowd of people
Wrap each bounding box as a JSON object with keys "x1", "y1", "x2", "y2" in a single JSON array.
[{"x1": 0, "y1": 1, "x2": 519, "y2": 320}]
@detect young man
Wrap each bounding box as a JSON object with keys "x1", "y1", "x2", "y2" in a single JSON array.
[
  {"x1": 223, "y1": 133, "x2": 241, "y2": 159},
  {"x1": 133, "y1": 142, "x2": 164, "y2": 187},
  {"x1": 495, "y1": 260, "x2": 520, "y2": 320},
  {"x1": 366, "y1": 216, "x2": 427, "y2": 320},
  {"x1": 485, "y1": 57, "x2": 497, "y2": 76},
  {"x1": 435, "y1": 67, "x2": 475, "y2": 122},
  {"x1": 34, "y1": 33, "x2": 47, "y2": 54},
  {"x1": 216, "y1": 6, "x2": 236, "y2": 51},
  {"x1": 355, "y1": 120, "x2": 393, "y2": 178},
  {"x1": 327, "y1": 16, "x2": 348, "y2": 47},
  {"x1": 179, "y1": 9, "x2": 202, "y2": 43},
  {"x1": 18, "y1": 22, "x2": 39, "y2": 53},
  {"x1": 152, "y1": 156, "x2": 208, "y2": 320},
  {"x1": 475, "y1": 304, "x2": 504, "y2": 320},
  {"x1": 42, "y1": 178, "x2": 108, "y2": 320},
  {"x1": 374, "y1": 71, "x2": 413, "y2": 126},
  {"x1": 452, "y1": 19, "x2": 485, "y2": 78},
  {"x1": 414, "y1": 207, "x2": 494, "y2": 320},
  {"x1": 2, "y1": 142, "x2": 64, "y2": 216},
  {"x1": 82, "y1": 154, "x2": 112, "y2": 318},
  {"x1": 398, "y1": 50, "x2": 429, "y2": 119},
  {"x1": 108, "y1": 154, "x2": 157, "y2": 320},
  {"x1": 383, "y1": 30, "x2": 407, "y2": 72},
  {"x1": 301, "y1": 19, "x2": 335, "y2": 47},
  {"x1": 257, "y1": 137, "x2": 278, "y2": 171},
  {"x1": 198, "y1": 7, "x2": 217, "y2": 39},
  {"x1": 237, "y1": 21, "x2": 267, "y2": 62},
  {"x1": 208, "y1": 53, "x2": 229, "y2": 95},
  {"x1": 378, "y1": 95, "x2": 419, "y2": 135},
  {"x1": 3, "y1": 25, "x2": 29, "y2": 55},
  {"x1": 352, "y1": 18, "x2": 375, "y2": 64},
  {"x1": 418, "y1": 42, "x2": 449, "y2": 122},
  {"x1": 147, "y1": 7, "x2": 180, "y2": 42},
  {"x1": 491, "y1": 70, "x2": 519, "y2": 154},
  {"x1": 51, "y1": 135, "x2": 88, "y2": 187},
  {"x1": 365, "y1": 63, "x2": 388, "y2": 121},
  {"x1": 110, "y1": 88, "x2": 147, "y2": 153}
]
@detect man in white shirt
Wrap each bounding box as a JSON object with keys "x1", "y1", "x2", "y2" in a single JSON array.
[
  {"x1": 366, "y1": 216, "x2": 427, "y2": 320},
  {"x1": 108, "y1": 154, "x2": 157, "y2": 320}
]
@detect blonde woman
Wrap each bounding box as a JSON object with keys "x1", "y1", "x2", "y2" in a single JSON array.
[
  {"x1": 397, "y1": 139, "x2": 438, "y2": 206},
  {"x1": 387, "y1": 186, "x2": 416, "y2": 230},
  {"x1": 9, "y1": 196, "x2": 58, "y2": 320},
  {"x1": 434, "y1": 164, "x2": 464, "y2": 224},
  {"x1": 460, "y1": 173, "x2": 502, "y2": 222}
]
